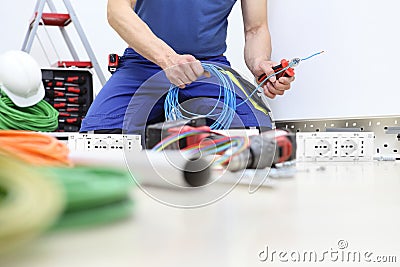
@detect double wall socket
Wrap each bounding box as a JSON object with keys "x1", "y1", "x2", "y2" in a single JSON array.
[
  {"x1": 68, "y1": 133, "x2": 142, "y2": 152},
  {"x1": 296, "y1": 132, "x2": 374, "y2": 161}
]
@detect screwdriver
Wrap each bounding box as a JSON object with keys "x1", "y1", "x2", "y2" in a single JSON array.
[
  {"x1": 45, "y1": 90, "x2": 80, "y2": 98},
  {"x1": 57, "y1": 107, "x2": 87, "y2": 114},
  {"x1": 53, "y1": 102, "x2": 88, "y2": 112},
  {"x1": 58, "y1": 117, "x2": 82, "y2": 125},
  {"x1": 45, "y1": 86, "x2": 87, "y2": 95},
  {"x1": 53, "y1": 75, "x2": 86, "y2": 85},
  {"x1": 46, "y1": 97, "x2": 87, "y2": 105},
  {"x1": 45, "y1": 80, "x2": 82, "y2": 88},
  {"x1": 58, "y1": 112, "x2": 80, "y2": 118},
  {"x1": 52, "y1": 103, "x2": 80, "y2": 109}
]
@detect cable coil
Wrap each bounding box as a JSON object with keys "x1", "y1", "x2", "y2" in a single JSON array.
[
  {"x1": 0, "y1": 130, "x2": 71, "y2": 166},
  {"x1": 164, "y1": 63, "x2": 277, "y2": 130},
  {"x1": 0, "y1": 94, "x2": 58, "y2": 132}
]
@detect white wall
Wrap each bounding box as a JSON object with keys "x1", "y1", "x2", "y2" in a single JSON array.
[
  {"x1": 266, "y1": 0, "x2": 400, "y2": 120},
  {"x1": 1, "y1": 0, "x2": 399, "y2": 120},
  {"x1": 0, "y1": 0, "x2": 125, "y2": 94}
]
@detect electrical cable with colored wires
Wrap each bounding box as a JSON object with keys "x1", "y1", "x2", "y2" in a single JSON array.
[
  {"x1": 0, "y1": 130, "x2": 72, "y2": 166},
  {"x1": 151, "y1": 127, "x2": 250, "y2": 167},
  {"x1": 0, "y1": 93, "x2": 58, "y2": 132},
  {"x1": 164, "y1": 51, "x2": 324, "y2": 130}
]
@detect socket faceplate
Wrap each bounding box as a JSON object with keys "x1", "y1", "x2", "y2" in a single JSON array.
[
  {"x1": 67, "y1": 133, "x2": 142, "y2": 152},
  {"x1": 296, "y1": 132, "x2": 374, "y2": 161}
]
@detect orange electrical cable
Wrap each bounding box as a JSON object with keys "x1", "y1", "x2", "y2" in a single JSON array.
[{"x1": 0, "y1": 130, "x2": 72, "y2": 167}]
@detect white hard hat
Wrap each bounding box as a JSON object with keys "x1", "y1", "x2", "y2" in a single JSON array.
[{"x1": 0, "y1": 50, "x2": 45, "y2": 107}]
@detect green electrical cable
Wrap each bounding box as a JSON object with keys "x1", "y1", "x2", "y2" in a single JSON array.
[
  {"x1": 53, "y1": 199, "x2": 134, "y2": 230},
  {"x1": 0, "y1": 94, "x2": 58, "y2": 132},
  {"x1": 43, "y1": 166, "x2": 135, "y2": 230},
  {"x1": 0, "y1": 157, "x2": 135, "y2": 254}
]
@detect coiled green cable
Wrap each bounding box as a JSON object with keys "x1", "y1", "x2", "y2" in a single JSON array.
[
  {"x1": 0, "y1": 156, "x2": 134, "y2": 254},
  {"x1": 44, "y1": 166, "x2": 135, "y2": 230},
  {"x1": 0, "y1": 94, "x2": 58, "y2": 132}
]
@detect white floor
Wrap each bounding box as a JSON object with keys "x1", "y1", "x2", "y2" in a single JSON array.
[{"x1": 3, "y1": 161, "x2": 400, "y2": 267}]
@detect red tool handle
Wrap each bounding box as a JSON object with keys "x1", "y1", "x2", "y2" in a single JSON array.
[
  {"x1": 45, "y1": 90, "x2": 79, "y2": 98},
  {"x1": 58, "y1": 117, "x2": 82, "y2": 125},
  {"x1": 54, "y1": 76, "x2": 86, "y2": 85},
  {"x1": 53, "y1": 103, "x2": 80, "y2": 109},
  {"x1": 58, "y1": 107, "x2": 87, "y2": 113},
  {"x1": 47, "y1": 96, "x2": 86, "y2": 105},
  {"x1": 58, "y1": 112, "x2": 80, "y2": 118},
  {"x1": 46, "y1": 86, "x2": 86, "y2": 94},
  {"x1": 257, "y1": 59, "x2": 295, "y2": 84}
]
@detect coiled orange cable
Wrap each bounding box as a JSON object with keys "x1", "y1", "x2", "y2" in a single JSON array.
[{"x1": 0, "y1": 130, "x2": 72, "y2": 166}]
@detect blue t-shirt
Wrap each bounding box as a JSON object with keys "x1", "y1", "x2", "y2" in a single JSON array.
[{"x1": 134, "y1": 0, "x2": 237, "y2": 58}]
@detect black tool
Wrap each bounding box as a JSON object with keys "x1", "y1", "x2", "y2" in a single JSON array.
[
  {"x1": 108, "y1": 54, "x2": 120, "y2": 74},
  {"x1": 57, "y1": 123, "x2": 80, "y2": 132},
  {"x1": 226, "y1": 130, "x2": 296, "y2": 172}
]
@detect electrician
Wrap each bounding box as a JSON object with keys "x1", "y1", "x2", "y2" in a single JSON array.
[{"x1": 80, "y1": 0, "x2": 295, "y2": 140}]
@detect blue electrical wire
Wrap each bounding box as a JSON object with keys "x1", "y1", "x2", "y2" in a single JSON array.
[
  {"x1": 301, "y1": 50, "x2": 325, "y2": 61},
  {"x1": 164, "y1": 51, "x2": 324, "y2": 130}
]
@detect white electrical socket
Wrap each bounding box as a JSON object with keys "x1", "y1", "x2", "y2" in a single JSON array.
[
  {"x1": 296, "y1": 132, "x2": 374, "y2": 161},
  {"x1": 68, "y1": 134, "x2": 142, "y2": 152},
  {"x1": 305, "y1": 138, "x2": 332, "y2": 157}
]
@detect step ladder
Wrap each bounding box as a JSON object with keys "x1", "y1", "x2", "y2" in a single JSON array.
[{"x1": 21, "y1": 0, "x2": 106, "y2": 87}]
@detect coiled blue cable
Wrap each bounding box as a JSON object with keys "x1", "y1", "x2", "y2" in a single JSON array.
[
  {"x1": 165, "y1": 63, "x2": 239, "y2": 130},
  {"x1": 164, "y1": 63, "x2": 287, "y2": 130},
  {"x1": 164, "y1": 52, "x2": 323, "y2": 130}
]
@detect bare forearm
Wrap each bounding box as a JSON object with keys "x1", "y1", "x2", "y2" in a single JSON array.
[
  {"x1": 241, "y1": 0, "x2": 272, "y2": 76},
  {"x1": 244, "y1": 25, "x2": 272, "y2": 75},
  {"x1": 107, "y1": 0, "x2": 176, "y2": 69}
]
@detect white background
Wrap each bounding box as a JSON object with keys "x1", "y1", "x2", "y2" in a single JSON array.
[{"x1": 0, "y1": 0, "x2": 399, "y2": 120}]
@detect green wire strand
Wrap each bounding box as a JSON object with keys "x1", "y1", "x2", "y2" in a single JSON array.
[{"x1": 0, "y1": 94, "x2": 59, "y2": 132}]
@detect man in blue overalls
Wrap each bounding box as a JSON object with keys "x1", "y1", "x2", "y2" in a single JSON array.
[{"x1": 80, "y1": 0, "x2": 295, "y2": 144}]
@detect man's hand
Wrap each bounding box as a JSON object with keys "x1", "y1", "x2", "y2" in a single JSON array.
[
  {"x1": 256, "y1": 60, "x2": 295, "y2": 99},
  {"x1": 162, "y1": 54, "x2": 206, "y2": 89}
]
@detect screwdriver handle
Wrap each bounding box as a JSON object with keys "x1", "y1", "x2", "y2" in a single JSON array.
[{"x1": 257, "y1": 59, "x2": 295, "y2": 84}]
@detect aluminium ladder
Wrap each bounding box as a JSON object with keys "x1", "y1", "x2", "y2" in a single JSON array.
[{"x1": 21, "y1": 0, "x2": 106, "y2": 86}]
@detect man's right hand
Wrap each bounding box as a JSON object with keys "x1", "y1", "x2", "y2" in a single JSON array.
[{"x1": 162, "y1": 54, "x2": 206, "y2": 89}]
